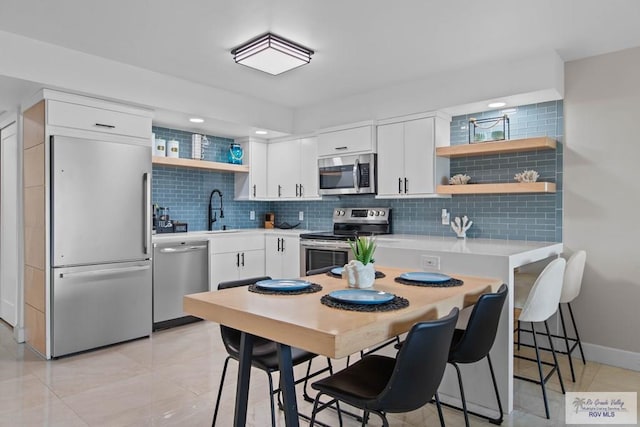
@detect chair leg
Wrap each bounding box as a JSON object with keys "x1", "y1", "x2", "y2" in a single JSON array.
[
  {"x1": 360, "y1": 410, "x2": 369, "y2": 427},
  {"x1": 517, "y1": 320, "x2": 521, "y2": 350},
  {"x1": 212, "y1": 356, "x2": 230, "y2": 427},
  {"x1": 309, "y1": 393, "x2": 323, "y2": 427},
  {"x1": 531, "y1": 321, "x2": 551, "y2": 419},
  {"x1": 558, "y1": 304, "x2": 576, "y2": 382},
  {"x1": 544, "y1": 320, "x2": 565, "y2": 395},
  {"x1": 434, "y1": 391, "x2": 446, "y2": 427},
  {"x1": 486, "y1": 354, "x2": 504, "y2": 425},
  {"x1": 567, "y1": 302, "x2": 587, "y2": 364},
  {"x1": 452, "y1": 362, "x2": 470, "y2": 427},
  {"x1": 367, "y1": 409, "x2": 389, "y2": 427},
  {"x1": 266, "y1": 371, "x2": 277, "y2": 427}
]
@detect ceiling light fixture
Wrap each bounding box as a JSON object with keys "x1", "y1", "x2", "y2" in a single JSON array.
[
  {"x1": 231, "y1": 33, "x2": 314, "y2": 75},
  {"x1": 255, "y1": 130, "x2": 268, "y2": 135},
  {"x1": 189, "y1": 118, "x2": 204, "y2": 123},
  {"x1": 488, "y1": 102, "x2": 506, "y2": 108}
]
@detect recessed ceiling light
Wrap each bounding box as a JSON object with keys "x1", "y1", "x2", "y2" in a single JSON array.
[
  {"x1": 189, "y1": 118, "x2": 204, "y2": 123},
  {"x1": 488, "y1": 102, "x2": 506, "y2": 108},
  {"x1": 255, "y1": 130, "x2": 268, "y2": 135}
]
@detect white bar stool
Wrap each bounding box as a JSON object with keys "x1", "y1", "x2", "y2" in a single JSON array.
[{"x1": 514, "y1": 257, "x2": 566, "y2": 419}]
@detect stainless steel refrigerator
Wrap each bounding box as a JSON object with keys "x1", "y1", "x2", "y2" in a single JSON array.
[{"x1": 50, "y1": 135, "x2": 152, "y2": 357}]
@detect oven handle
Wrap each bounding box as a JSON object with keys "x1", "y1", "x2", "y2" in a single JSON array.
[{"x1": 300, "y1": 240, "x2": 351, "y2": 250}]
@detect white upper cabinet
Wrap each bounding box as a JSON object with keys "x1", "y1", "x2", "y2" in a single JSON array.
[
  {"x1": 267, "y1": 137, "x2": 319, "y2": 199},
  {"x1": 234, "y1": 137, "x2": 267, "y2": 200},
  {"x1": 317, "y1": 122, "x2": 376, "y2": 157},
  {"x1": 376, "y1": 113, "x2": 450, "y2": 198}
]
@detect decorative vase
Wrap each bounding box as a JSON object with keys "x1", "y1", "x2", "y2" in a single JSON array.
[
  {"x1": 228, "y1": 143, "x2": 244, "y2": 164},
  {"x1": 344, "y1": 260, "x2": 376, "y2": 289}
]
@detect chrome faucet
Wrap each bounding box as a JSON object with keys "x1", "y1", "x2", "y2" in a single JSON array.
[{"x1": 208, "y1": 189, "x2": 224, "y2": 230}]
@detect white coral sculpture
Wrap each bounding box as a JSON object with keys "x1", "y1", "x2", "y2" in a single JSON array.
[
  {"x1": 449, "y1": 174, "x2": 471, "y2": 185},
  {"x1": 514, "y1": 170, "x2": 539, "y2": 183},
  {"x1": 451, "y1": 215, "x2": 473, "y2": 238}
]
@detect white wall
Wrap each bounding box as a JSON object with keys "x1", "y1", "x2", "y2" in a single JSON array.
[
  {"x1": 565, "y1": 47, "x2": 640, "y2": 359},
  {"x1": 293, "y1": 51, "x2": 564, "y2": 133},
  {"x1": 0, "y1": 30, "x2": 294, "y2": 135}
]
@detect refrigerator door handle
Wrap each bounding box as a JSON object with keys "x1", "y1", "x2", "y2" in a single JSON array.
[
  {"x1": 58, "y1": 265, "x2": 150, "y2": 279},
  {"x1": 143, "y1": 172, "x2": 151, "y2": 255}
]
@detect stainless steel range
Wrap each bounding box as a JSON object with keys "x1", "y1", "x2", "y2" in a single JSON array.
[{"x1": 299, "y1": 207, "x2": 391, "y2": 275}]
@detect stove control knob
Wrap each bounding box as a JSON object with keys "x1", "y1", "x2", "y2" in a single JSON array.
[
  {"x1": 368, "y1": 210, "x2": 375, "y2": 216},
  {"x1": 375, "y1": 211, "x2": 380, "y2": 216},
  {"x1": 379, "y1": 210, "x2": 386, "y2": 216}
]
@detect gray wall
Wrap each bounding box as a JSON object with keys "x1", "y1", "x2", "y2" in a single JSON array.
[{"x1": 565, "y1": 47, "x2": 640, "y2": 355}]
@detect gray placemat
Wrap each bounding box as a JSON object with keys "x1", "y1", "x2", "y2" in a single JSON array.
[
  {"x1": 394, "y1": 277, "x2": 464, "y2": 287},
  {"x1": 320, "y1": 294, "x2": 409, "y2": 312},
  {"x1": 248, "y1": 283, "x2": 323, "y2": 295},
  {"x1": 327, "y1": 271, "x2": 386, "y2": 279}
]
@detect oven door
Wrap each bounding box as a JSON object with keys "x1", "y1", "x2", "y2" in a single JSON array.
[
  {"x1": 318, "y1": 154, "x2": 376, "y2": 195},
  {"x1": 299, "y1": 240, "x2": 353, "y2": 276}
]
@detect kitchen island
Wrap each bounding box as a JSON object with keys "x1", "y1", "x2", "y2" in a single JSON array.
[{"x1": 375, "y1": 235, "x2": 563, "y2": 416}]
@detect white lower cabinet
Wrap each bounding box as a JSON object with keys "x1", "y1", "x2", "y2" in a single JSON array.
[
  {"x1": 265, "y1": 234, "x2": 300, "y2": 279},
  {"x1": 209, "y1": 234, "x2": 265, "y2": 289}
]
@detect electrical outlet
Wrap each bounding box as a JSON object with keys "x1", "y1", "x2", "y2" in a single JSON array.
[
  {"x1": 441, "y1": 209, "x2": 450, "y2": 225},
  {"x1": 422, "y1": 255, "x2": 441, "y2": 270},
  {"x1": 249, "y1": 211, "x2": 255, "y2": 220},
  {"x1": 299, "y1": 211, "x2": 304, "y2": 221}
]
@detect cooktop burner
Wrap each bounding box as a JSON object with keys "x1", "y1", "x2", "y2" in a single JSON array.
[{"x1": 300, "y1": 207, "x2": 391, "y2": 241}]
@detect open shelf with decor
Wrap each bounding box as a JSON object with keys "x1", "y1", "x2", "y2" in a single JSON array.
[
  {"x1": 435, "y1": 136, "x2": 556, "y2": 158},
  {"x1": 152, "y1": 156, "x2": 249, "y2": 173},
  {"x1": 437, "y1": 182, "x2": 556, "y2": 195}
]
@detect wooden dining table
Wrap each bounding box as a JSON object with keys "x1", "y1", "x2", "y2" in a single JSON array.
[{"x1": 184, "y1": 266, "x2": 503, "y2": 427}]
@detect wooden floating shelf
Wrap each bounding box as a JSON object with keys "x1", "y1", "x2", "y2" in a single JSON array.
[
  {"x1": 436, "y1": 137, "x2": 556, "y2": 158},
  {"x1": 152, "y1": 156, "x2": 249, "y2": 173},
  {"x1": 437, "y1": 182, "x2": 556, "y2": 195}
]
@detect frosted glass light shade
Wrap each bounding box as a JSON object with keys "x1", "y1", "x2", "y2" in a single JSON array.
[{"x1": 232, "y1": 33, "x2": 313, "y2": 75}]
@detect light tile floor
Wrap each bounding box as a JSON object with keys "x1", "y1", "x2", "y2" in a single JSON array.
[{"x1": 1, "y1": 320, "x2": 639, "y2": 426}]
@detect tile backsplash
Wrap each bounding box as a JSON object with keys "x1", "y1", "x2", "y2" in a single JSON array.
[{"x1": 152, "y1": 100, "x2": 563, "y2": 241}]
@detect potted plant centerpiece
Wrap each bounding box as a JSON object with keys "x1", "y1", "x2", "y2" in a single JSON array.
[{"x1": 344, "y1": 236, "x2": 377, "y2": 288}]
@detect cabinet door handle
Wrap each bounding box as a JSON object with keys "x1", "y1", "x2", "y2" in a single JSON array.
[
  {"x1": 94, "y1": 123, "x2": 116, "y2": 129},
  {"x1": 299, "y1": 184, "x2": 303, "y2": 197},
  {"x1": 398, "y1": 177, "x2": 402, "y2": 194},
  {"x1": 404, "y1": 177, "x2": 408, "y2": 194},
  {"x1": 295, "y1": 184, "x2": 299, "y2": 197},
  {"x1": 236, "y1": 253, "x2": 240, "y2": 267},
  {"x1": 335, "y1": 146, "x2": 348, "y2": 150},
  {"x1": 253, "y1": 184, "x2": 256, "y2": 198},
  {"x1": 281, "y1": 238, "x2": 285, "y2": 252},
  {"x1": 278, "y1": 185, "x2": 282, "y2": 197},
  {"x1": 277, "y1": 238, "x2": 281, "y2": 252},
  {"x1": 241, "y1": 252, "x2": 245, "y2": 267}
]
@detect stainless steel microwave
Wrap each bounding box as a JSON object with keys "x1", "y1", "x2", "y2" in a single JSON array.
[{"x1": 318, "y1": 153, "x2": 376, "y2": 195}]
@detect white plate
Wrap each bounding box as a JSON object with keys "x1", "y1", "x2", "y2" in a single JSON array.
[
  {"x1": 255, "y1": 279, "x2": 312, "y2": 291},
  {"x1": 328, "y1": 289, "x2": 395, "y2": 305},
  {"x1": 399, "y1": 272, "x2": 451, "y2": 283},
  {"x1": 330, "y1": 267, "x2": 344, "y2": 275}
]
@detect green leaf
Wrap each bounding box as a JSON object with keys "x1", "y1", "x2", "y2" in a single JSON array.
[{"x1": 347, "y1": 236, "x2": 376, "y2": 265}]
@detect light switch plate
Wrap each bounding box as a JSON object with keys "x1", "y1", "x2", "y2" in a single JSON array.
[
  {"x1": 299, "y1": 211, "x2": 304, "y2": 221},
  {"x1": 250, "y1": 211, "x2": 255, "y2": 220}
]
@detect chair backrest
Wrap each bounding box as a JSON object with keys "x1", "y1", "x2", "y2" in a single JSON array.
[
  {"x1": 374, "y1": 308, "x2": 459, "y2": 413},
  {"x1": 449, "y1": 284, "x2": 508, "y2": 364},
  {"x1": 519, "y1": 258, "x2": 566, "y2": 323},
  {"x1": 218, "y1": 276, "x2": 274, "y2": 357},
  {"x1": 560, "y1": 250, "x2": 586, "y2": 303},
  {"x1": 306, "y1": 265, "x2": 340, "y2": 276}
]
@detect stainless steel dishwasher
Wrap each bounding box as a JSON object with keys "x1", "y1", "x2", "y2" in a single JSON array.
[{"x1": 153, "y1": 240, "x2": 209, "y2": 329}]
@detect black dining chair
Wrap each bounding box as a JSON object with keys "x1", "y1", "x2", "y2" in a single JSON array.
[
  {"x1": 212, "y1": 276, "x2": 333, "y2": 427},
  {"x1": 444, "y1": 283, "x2": 508, "y2": 426},
  {"x1": 308, "y1": 308, "x2": 459, "y2": 427}
]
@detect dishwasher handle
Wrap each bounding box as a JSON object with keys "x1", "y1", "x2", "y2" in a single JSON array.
[
  {"x1": 59, "y1": 265, "x2": 150, "y2": 279},
  {"x1": 159, "y1": 245, "x2": 207, "y2": 253}
]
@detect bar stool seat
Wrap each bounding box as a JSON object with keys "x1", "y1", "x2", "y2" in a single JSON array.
[{"x1": 514, "y1": 258, "x2": 566, "y2": 419}]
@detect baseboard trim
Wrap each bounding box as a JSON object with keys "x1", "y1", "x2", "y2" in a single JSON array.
[{"x1": 583, "y1": 342, "x2": 640, "y2": 372}]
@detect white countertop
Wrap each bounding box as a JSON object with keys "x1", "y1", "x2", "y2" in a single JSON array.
[{"x1": 151, "y1": 228, "x2": 310, "y2": 243}]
